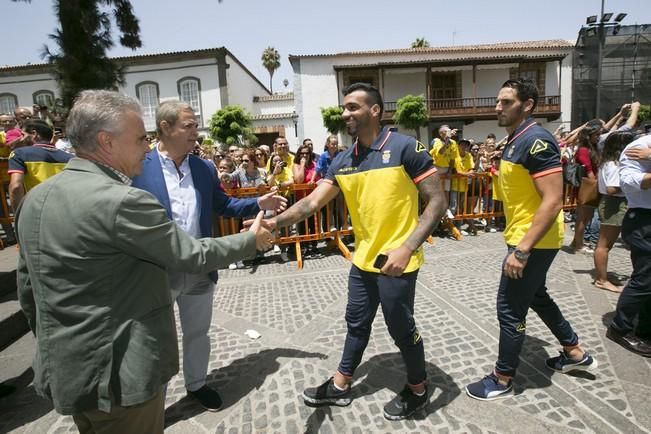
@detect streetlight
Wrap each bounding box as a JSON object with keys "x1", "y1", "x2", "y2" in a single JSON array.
[{"x1": 584, "y1": 0, "x2": 627, "y2": 118}]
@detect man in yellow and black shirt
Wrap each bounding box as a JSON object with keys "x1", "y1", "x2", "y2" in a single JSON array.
[
  {"x1": 429, "y1": 125, "x2": 459, "y2": 192},
  {"x1": 261, "y1": 83, "x2": 447, "y2": 420},
  {"x1": 466, "y1": 79, "x2": 596, "y2": 402},
  {"x1": 8, "y1": 119, "x2": 72, "y2": 211}
]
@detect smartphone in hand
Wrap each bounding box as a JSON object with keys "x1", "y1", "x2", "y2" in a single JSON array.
[{"x1": 373, "y1": 254, "x2": 388, "y2": 269}]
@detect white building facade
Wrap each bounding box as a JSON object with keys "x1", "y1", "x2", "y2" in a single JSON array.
[
  {"x1": 0, "y1": 47, "x2": 279, "y2": 140},
  {"x1": 290, "y1": 40, "x2": 574, "y2": 146}
]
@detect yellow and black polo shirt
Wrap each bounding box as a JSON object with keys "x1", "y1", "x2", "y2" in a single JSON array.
[
  {"x1": 429, "y1": 138, "x2": 459, "y2": 168},
  {"x1": 8, "y1": 144, "x2": 72, "y2": 192},
  {"x1": 498, "y1": 118, "x2": 564, "y2": 249},
  {"x1": 324, "y1": 128, "x2": 437, "y2": 273}
]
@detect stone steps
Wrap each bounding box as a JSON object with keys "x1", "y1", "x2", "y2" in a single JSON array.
[{"x1": 0, "y1": 248, "x2": 28, "y2": 352}]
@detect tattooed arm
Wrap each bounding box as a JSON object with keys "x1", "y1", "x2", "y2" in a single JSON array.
[
  {"x1": 268, "y1": 181, "x2": 341, "y2": 231},
  {"x1": 381, "y1": 172, "x2": 447, "y2": 276}
]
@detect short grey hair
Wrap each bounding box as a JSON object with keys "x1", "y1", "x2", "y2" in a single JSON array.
[
  {"x1": 66, "y1": 90, "x2": 142, "y2": 153},
  {"x1": 156, "y1": 100, "x2": 194, "y2": 135}
]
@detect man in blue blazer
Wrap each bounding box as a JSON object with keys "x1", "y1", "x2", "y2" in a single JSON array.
[{"x1": 132, "y1": 101, "x2": 286, "y2": 411}]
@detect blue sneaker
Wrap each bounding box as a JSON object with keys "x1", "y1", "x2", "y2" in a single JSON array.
[
  {"x1": 546, "y1": 350, "x2": 597, "y2": 373},
  {"x1": 465, "y1": 373, "x2": 513, "y2": 401}
]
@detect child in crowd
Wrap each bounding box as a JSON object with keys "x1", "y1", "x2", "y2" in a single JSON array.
[{"x1": 217, "y1": 157, "x2": 239, "y2": 189}]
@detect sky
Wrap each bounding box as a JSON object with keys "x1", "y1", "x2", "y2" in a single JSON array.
[{"x1": 4, "y1": 0, "x2": 651, "y2": 92}]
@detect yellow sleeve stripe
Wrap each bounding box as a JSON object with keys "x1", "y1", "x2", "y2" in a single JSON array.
[
  {"x1": 413, "y1": 167, "x2": 438, "y2": 184},
  {"x1": 531, "y1": 167, "x2": 562, "y2": 179}
]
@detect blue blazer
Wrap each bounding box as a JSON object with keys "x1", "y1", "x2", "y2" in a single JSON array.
[{"x1": 132, "y1": 149, "x2": 259, "y2": 281}]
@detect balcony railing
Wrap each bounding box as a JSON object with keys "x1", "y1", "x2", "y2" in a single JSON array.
[{"x1": 383, "y1": 96, "x2": 560, "y2": 120}]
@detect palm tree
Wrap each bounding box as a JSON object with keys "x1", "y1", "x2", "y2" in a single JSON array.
[
  {"x1": 411, "y1": 38, "x2": 430, "y2": 48},
  {"x1": 12, "y1": 0, "x2": 142, "y2": 108},
  {"x1": 261, "y1": 46, "x2": 281, "y2": 93}
]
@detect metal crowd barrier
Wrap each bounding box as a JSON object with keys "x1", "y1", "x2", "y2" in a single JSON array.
[
  {"x1": 218, "y1": 174, "x2": 578, "y2": 267},
  {"x1": 219, "y1": 184, "x2": 353, "y2": 269},
  {"x1": 0, "y1": 160, "x2": 579, "y2": 257},
  {"x1": 439, "y1": 172, "x2": 577, "y2": 220}
]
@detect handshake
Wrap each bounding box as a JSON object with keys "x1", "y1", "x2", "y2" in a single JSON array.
[
  {"x1": 245, "y1": 211, "x2": 275, "y2": 251},
  {"x1": 241, "y1": 191, "x2": 287, "y2": 251}
]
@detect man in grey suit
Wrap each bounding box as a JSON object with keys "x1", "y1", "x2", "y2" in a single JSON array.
[{"x1": 16, "y1": 90, "x2": 273, "y2": 434}]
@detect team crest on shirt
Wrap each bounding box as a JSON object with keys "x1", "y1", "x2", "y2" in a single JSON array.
[
  {"x1": 415, "y1": 141, "x2": 427, "y2": 153},
  {"x1": 382, "y1": 150, "x2": 391, "y2": 164},
  {"x1": 529, "y1": 139, "x2": 548, "y2": 155}
]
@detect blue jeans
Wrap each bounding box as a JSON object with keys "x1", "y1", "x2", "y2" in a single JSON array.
[
  {"x1": 584, "y1": 209, "x2": 600, "y2": 244},
  {"x1": 338, "y1": 265, "x2": 426, "y2": 385},
  {"x1": 495, "y1": 247, "x2": 578, "y2": 377}
]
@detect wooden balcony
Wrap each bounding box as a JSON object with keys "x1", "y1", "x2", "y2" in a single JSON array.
[{"x1": 383, "y1": 96, "x2": 561, "y2": 122}]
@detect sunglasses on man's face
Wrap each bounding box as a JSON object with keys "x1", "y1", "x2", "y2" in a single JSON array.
[{"x1": 241, "y1": 159, "x2": 250, "y2": 162}]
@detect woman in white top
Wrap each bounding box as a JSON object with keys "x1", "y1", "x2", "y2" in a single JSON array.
[{"x1": 593, "y1": 131, "x2": 636, "y2": 293}]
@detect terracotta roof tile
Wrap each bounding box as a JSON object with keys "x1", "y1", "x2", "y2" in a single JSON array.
[{"x1": 289, "y1": 39, "x2": 573, "y2": 59}]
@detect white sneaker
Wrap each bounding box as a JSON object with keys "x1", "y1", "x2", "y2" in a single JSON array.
[
  {"x1": 228, "y1": 263, "x2": 237, "y2": 270},
  {"x1": 273, "y1": 244, "x2": 281, "y2": 253},
  {"x1": 460, "y1": 230, "x2": 469, "y2": 236},
  {"x1": 236, "y1": 261, "x2": 244, "y2": 269}
]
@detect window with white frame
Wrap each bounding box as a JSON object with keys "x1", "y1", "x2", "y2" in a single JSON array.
[
  {"x1": 177, "y1": 77, "x2": 202, "y2": 126},
  {"x1": 0, "y1": 93, "x2": 18, "y2": 115},
  {"x1": 136, "y1": 82, "x2": 159, "y2": 131},
  {"x1": 33, "y1": 90, "x2": 55, "y2": 109}
]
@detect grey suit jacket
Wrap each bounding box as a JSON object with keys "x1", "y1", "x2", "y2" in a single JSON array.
[{"x1": 16, "y1": 158, "x2": 256, "y2": 415}]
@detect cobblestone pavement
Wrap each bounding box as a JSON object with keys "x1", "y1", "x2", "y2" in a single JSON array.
[{"x1": 2, "y1": 230, "x2": 651, "y2": 433}]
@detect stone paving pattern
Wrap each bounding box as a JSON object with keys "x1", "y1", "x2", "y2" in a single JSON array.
[{"x1": 1, "y1": 230, "x2": 651, "y2": 433}]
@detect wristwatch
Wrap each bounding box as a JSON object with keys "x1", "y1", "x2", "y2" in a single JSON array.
[{"x1": 513, "y1": 248, "x2": 530, "y2": 262}]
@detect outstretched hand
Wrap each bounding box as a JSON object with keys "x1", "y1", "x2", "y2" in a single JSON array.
[
  {"x1": 257, "y1": 191, "x2": 288, "y2": 213},
  {"x1": 246, "y1": 211, "x2": 274, "y2": 251}
]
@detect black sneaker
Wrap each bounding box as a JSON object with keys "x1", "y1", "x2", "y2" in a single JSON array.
[
  {"x1": 382, "y1": 384, "x2": 428, "y2": 420},
  {"x1": 187, "y1": 385, "x2": 222, "y2": 411},
  {"x1": 302, "y1": 377, "x2": 352, "y2": 407}
]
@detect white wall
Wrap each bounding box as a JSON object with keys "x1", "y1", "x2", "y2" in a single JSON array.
[
  {"x1": 559, "y1": 55, "x2": 573, "y2": 128},
  {"x1": 226, "y1": 54, "x2": 269, "y2": 112},
  {"x1": 122, "y1": 58, "x2": 222, "y2": 130},
  {"x1": 0, "y1": 73, "x2": 58, "y2": 110},
  {"x1": 293, "y1": 58, "x2": 340, "y2": 148},
  {"x1": 382, "y1": 68, "x2": 427, "y2": 101},
  {"x1": 254, "y1": 98, "x2": 294, "y2": 116},
  {"x1": 475, "y1": 66, "x2": 512, "y2": 98}
]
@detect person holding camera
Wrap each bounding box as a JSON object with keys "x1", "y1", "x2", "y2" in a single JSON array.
[
  {"x1": 267, "y1": 136, "x2": 294, "y2": 171},
  {"x1": 266, "y1": 152, "x2": 294, "y2": 190},
  {"x1": 429, "y1": 125, "x2": 460, "y2": 193}
]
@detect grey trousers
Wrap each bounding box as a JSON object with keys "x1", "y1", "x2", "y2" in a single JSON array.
[{"x1": 169, "y1": 272, "x2": 215, "y2": 392}]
